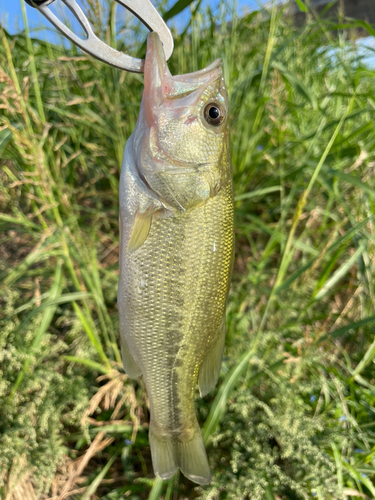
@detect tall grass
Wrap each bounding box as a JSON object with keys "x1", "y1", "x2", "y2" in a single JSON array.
[{"x1": 1, "y1": 1, "x2": 375, "y2": 498}]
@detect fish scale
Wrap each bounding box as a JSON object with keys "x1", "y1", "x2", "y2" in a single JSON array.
[{"x1": 124, "y1": 183, "x2": 233, "y2": 428}]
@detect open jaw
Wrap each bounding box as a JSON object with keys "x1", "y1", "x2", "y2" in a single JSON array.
[{"x1": 144, "y1": 32, "x2": 223, "y2": 105}]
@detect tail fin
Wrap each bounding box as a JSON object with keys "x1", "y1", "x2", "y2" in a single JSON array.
[
  {"x1": 176, "y1": 430, "x2": 211, "y2": 485},
  {"x1": 149, "y1": 428, "x2": 177, "y2": 480},
  {"x1": 149, "y1": 423, "x2": 211, "y2": 485}
]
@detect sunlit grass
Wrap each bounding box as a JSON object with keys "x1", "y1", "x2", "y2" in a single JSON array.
[{"x1": 1, "y1": 0, "x2": 375, "y2": 499}]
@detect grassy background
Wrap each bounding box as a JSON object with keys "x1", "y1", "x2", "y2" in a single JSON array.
[{"x1": 1, "y1": 0, "x2": 375, "y2": 498}]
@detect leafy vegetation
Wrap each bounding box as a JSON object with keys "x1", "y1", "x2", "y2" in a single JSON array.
[{"x1": 1, "y1": 1, "x2": 375, "y2": 498}]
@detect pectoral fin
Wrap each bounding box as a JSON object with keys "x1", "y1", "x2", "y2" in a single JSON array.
[
  {"x1": 127, "y1": 209, "x2": 153, "y2": 253},
  {"x1": 198, "y1": 316, "x2": 226, "y2": 397},
  {"x1": 120, "y1": 335, "x2": 142, "y2": 378}
]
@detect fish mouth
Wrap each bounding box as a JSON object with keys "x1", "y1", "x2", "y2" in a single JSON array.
[
  {"x1": 175, "y1": 58, "x2": 223, "y2": 83},
  {"x1": 144, "y1": 32, "x2": 223, "y2": 101}
]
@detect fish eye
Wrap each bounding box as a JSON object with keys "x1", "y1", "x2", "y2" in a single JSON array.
[{"x1": 204, "y1": 102, "x2": 225, "y2": 126}]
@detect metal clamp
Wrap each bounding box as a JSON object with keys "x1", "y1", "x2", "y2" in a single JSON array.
[{"x1": 24, "y1": 0, "x2": 173, "y2": 73}]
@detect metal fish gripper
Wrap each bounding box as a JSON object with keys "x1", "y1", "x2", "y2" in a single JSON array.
[{"x1": 24, "y1": 0, "x2": 174, "y2": 73}]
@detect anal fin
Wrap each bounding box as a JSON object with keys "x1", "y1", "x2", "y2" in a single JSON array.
[
  {"x1": 198, "y1": 316, "x2": 226, "y2": 397},
  {"x1": 127, "y1": 208, "x2": 153, "y2": 253},
  {"x1": 120, "y1": 335, "x2": 142, "y2": 379}
]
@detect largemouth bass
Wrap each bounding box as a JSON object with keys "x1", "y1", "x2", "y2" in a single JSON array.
[{"x1": 118, "y1": 32, "x2": 234, "y2": 485}]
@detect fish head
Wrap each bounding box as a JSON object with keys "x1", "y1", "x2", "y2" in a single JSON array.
[{"x1": 137, "y1": 32, "x2": 229, "y2": 175}]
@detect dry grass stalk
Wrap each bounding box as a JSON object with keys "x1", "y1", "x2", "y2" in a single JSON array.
[
  {"x1": 50, "y1": 370, "x2": 140, "y2": 499},
  {"x1": 5, "y1": 477, "x2": 36, "y2": 500},
  {"x1": 80, "y1": 370, "x2": 127, "y2": 425},
  {"x1": 55, "y1": 431, "x2": 114, "y2": 500}
]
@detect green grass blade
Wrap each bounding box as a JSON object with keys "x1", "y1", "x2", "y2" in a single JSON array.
[
  {"x1": 163, "y1": 0, "x2": 196, "y2": 22},
  {"x1": 62, "y1": 356, "x2": 111, "y2": 374},
  {"x1": 72, "y1": 302, "x2": 111, "y2": 369},
  {"x1": 15, "y1": 292, "x2": 93, "y2": 329},
  {"x1": 32, "y1": 264, "x2": 63, "y2": 348},
  {"x1": 0, "y1": 127, "x2": 12, "y2": 155},
  {"x1": 0, "y1": 213, "x2": 40, "y2": 231},
  {"x1": 343, "y1": 460, "x2": 375, "y2": 497},
  {"x1": 275, "y1": 215, "x2": 375, "y2": 295},
  {"x1": 147, "y1": 477, "x2": 165, "y2": 500},
  {"x1": 329, "y1": 169, "x2": 375, "y2": 199},
  {"x1": 20, "y1": 0, "x2": 45, "y2": 122},
  {"x1": 351, "y1": 338, "x2": 375, "y2": 379},
  {"x1": 235, "y1": 186, "x2": 282, "y2": 201},
  {"x1": 313, "y1": 241, "x2": 366, "y2": 301},
  {"x1": 331, "y1": 443, "x2": 343, "y2": 494},
  {"x1": 294, "y1": 0, "x2": 307, "y2": 12},
  {"x1": 264, "y1": 481, "x2": 276, "y2": 500},
  {"x1": 319, "y1": 315, "x2": 375, "y2": 343}
]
